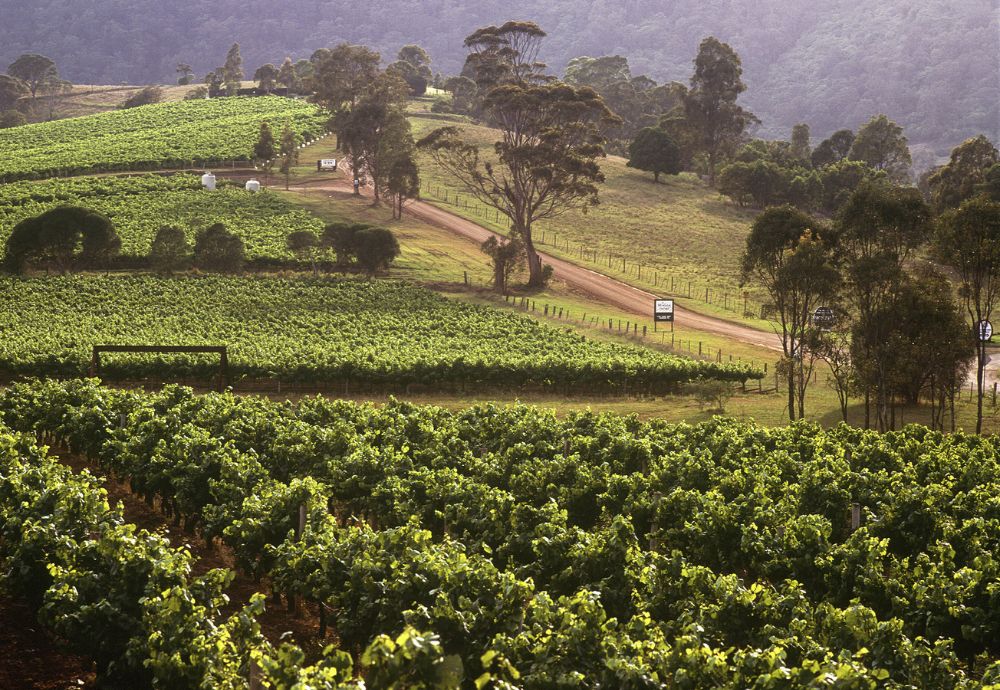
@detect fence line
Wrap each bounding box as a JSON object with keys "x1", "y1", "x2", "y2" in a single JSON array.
[
  {"x1": 419, "y1": 180, "x2": 771, "y2": 322},
  {"x1": 497, "y1": 293, "x2": 774, "y2": 389}
]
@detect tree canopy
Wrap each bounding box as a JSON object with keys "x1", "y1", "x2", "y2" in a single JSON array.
[
  {"x1": 4, "y1": 206, "x2": 120, "y2": 274},
  {"x1": 626, "y1": 127, "x2": 681, "y2": 182}
]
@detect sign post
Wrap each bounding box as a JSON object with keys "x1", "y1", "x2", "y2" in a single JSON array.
[
  {"x1": 654, "y1": 299, "x2": 674, "y2": 332},
  {"x1": 317, "y1": 159, "x2": 338, "y2": 172}
]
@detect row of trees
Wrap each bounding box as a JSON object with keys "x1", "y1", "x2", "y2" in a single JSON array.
[
  {"x1": 2, "y1": 206, "x2": 401, "y2": 277},
  {"x1": 286, "y1": 222, "x2": 401, "y2": 275},
  {"x1": 742, "y1": 135, "x2": 1000, "y2": 433},
  {"x1": 252, "y1": 120, "x2": 302, "y2": 189},
  {"x1": 179, "y1": 42, "x2": 435, "y2": 103},
  {"x1": 2, "y1": 206, "x2": 249, "y2": 275},
  {"x1": 305, "y1": 44, "x2": 421, "y2": 218}
]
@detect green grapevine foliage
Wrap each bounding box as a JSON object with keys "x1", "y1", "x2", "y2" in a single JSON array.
[
  {"x1": 0, "y1": 174, "x2": 324, "y2": 259},
  {"x1": 0, "y1": 97, "x2": 327, "y2": 182},
  {"x1": 5, "y1": 380, "x2": 1000, "y2": 687},
  {"x1": 0, "y1": 275, "x2": 755, "y2": 388}
]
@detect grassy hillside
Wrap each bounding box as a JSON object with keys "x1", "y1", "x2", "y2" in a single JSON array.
[
  {"x1": 408, "y1": 107, "x2": 768, "y2": 326},
  {"x1": 29, "y1": 83, "x2": 195, "y2": 120}
]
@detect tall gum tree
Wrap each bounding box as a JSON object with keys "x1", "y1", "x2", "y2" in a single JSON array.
[
  {"x1": 741, "y1": 205, "x2": 839, "y2": 421},
  {"x1": 419, "y1": 21, "x2": 618, "y2": 288},
  {"x1": 927, "y1": 135, "x2": 999, "y2": 211},
  {"x1": 683, "y1": 37, "x2": 758, "y2": 185},
  {"x1": 835, "y1": 181, "x2": 931, "y2": 430},
  {"x1": 934, "y1": 197, "x2": 1000, "y2": 434},
  {"x1": 849, "y1": 115, "x2": 912, "y2": 183}
]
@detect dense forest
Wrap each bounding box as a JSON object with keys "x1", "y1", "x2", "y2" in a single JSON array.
[{"x1": 0, "y1": 0, "x2": 996, "y2": 163}]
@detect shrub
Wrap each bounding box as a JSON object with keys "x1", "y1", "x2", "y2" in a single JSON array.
[
  {"x1": 149, "y1": 225, "x2": 190, "y2": 274},
  {"x1": 4, "y1": 206, "x2": 120, "y2": 274},
  {"x1": 0, "y1": 110, "x2": 26, "y2": 129},
  {"x1": 321, "y1": 222, "x2": 366, "y2": 268},
  {"x1": 122, "y1": 86, "x2": 164, "y2": 109},
  {"x1": 286, "y1": 230, "x2": 320, "y2": 274},
  {"x1": 193, "y1": 223, "x2": 245, "y2": 273},
  {"x1": 354, "y1": 227, "x2": 400, "y2": 275},
  {"x1": 184, "y1": 86, "x2": 209, "y2": 100},
  {"x1": 687, "y1": 378, "x2": 735, "y2": 412},
  {"x1": 430, "y1": 98, "x2": 453, "y2": 114}
]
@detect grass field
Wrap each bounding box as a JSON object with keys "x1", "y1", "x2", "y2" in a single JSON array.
[
  {"x1": 25, "y1": 82, "x2": 274, "y2": 122},
  {"x1": 28, "y1": 83, "x2": 196, "y2": 120},
  {"x1": 405, "y1": 102, "x2": 771, "y2": 329}
]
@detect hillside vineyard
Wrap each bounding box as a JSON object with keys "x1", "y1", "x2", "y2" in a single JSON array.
[
  {"x1": 0, "y1": 276, "x2": 755, "y2": 389},
  {"x1": 0, "y1": 97, "x2": 327, "y2": 182}
]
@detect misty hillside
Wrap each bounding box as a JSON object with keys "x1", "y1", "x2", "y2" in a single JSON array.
[{"x1": 1, "y1": 0, "x2": 997, "y2": 161}]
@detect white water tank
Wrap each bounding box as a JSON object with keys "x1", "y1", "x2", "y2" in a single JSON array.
[
  {"x1": 201, "y1": 172, "x2": 217, "y2": 190},
  {"x1": 245, "y1": 179, "x2": 261, "y2": 193}
]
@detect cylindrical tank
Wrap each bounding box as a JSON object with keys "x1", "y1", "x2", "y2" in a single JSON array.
[
  {"x1": 201, "y1": 172, "x2": 217, "y2": 190},
  {"x1": 245, "y1": 179, "x2": 261, "y2": 193}
]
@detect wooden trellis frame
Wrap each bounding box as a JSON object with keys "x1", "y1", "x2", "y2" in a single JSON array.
[{"x1": 90, "y1": 345, "x2": 229, "y2": 392}]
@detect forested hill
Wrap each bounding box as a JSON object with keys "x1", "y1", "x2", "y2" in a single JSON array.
[{"x1": 2, "y1": 0, "x2": 997, "y2": 160}]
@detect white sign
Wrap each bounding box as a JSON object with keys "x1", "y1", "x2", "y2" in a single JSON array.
[
  {"x1": 317, "y1": 159, "x2": 338, "y2": 171},
  {"x1": 977, "y1": 320, "x2": 993, "y2": 342},
  {"x1": 654, "y1": 299, "x2": 675, "y2": 322},
  {"x1": 813, "y1": 306, "x2": 835, "y2": 329}
]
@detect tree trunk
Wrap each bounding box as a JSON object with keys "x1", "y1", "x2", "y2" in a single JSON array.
[
  {"x1": 493, "y1": 259, "x2": 506, "y2": 294},
  {"x1": 787, "y1": 371, "x2": 796, "y2": 422},
  {"x1": 797, "y1": 360, "x2": 806, "y2": 420},
  {"x1": 977, "y1": 340, "x2": 986, "y2": 434},
  {"x1": 523, "y1": 230, "x2": 544, "y2": 287}
]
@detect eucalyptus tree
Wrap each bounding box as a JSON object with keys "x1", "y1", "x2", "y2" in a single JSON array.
[{"x1": 419, "y1": 21, "x2": 618, "y2": 287}]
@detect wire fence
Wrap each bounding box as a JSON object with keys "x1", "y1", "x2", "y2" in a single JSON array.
[
  {"x1": 419, "y1": 180, "x2": 773, "y2": 323},
  {"x1": 496, "y1": 292, "x2": 775, "y2": 389}
]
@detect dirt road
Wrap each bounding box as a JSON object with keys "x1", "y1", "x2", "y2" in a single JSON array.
[{"x1": 293, "y1": 178, "x2": 783, "y2": 353}]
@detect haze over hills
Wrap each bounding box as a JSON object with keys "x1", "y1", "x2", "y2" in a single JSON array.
[{"x1": 1, "y1": 0, "x2": 997, "y2": 163}]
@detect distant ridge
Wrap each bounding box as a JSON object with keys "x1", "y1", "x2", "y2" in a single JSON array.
[{"x1": 1, "y1": 0, "x2": 996, "y2": 159}]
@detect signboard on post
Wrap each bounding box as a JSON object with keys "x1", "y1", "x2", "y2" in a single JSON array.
[
  {"x1": 317, "y1": 159, "x2": 338, "y2": 171},
  {"x1": 813, "y1": 306, "x2": 835, "y2": 330},
  {"x1": 977, "y1": 320, "x2": 993, "y2": 342},
  {"x1": 654, "y1": 299, "x2": 674, "y2": 322}
]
